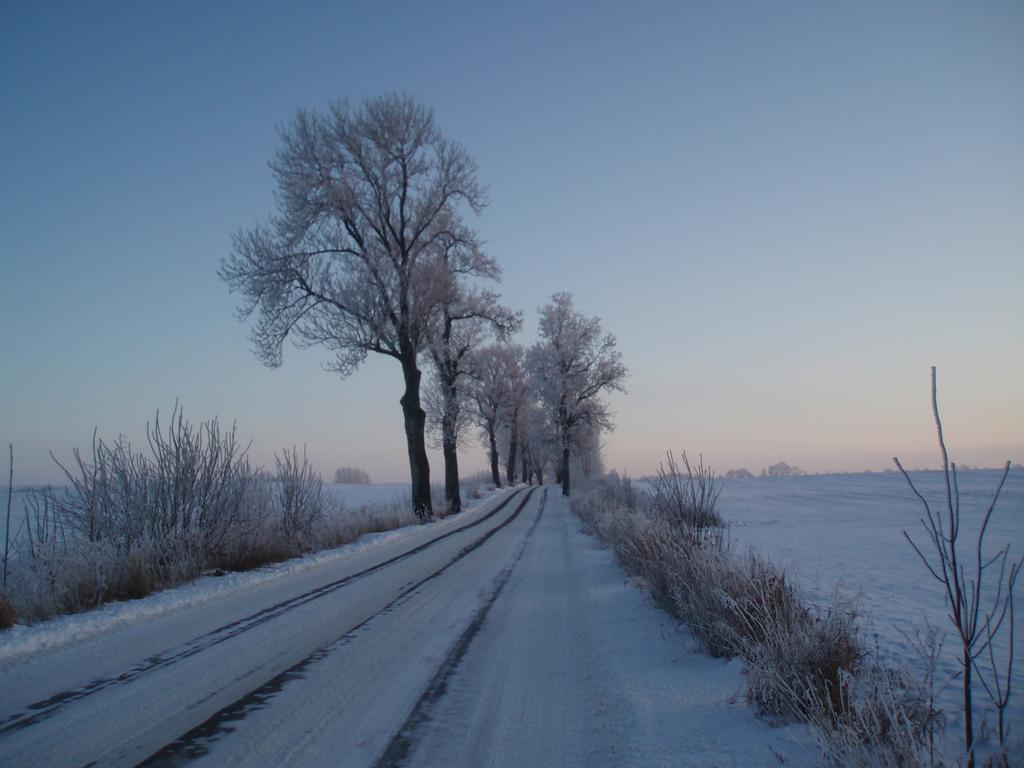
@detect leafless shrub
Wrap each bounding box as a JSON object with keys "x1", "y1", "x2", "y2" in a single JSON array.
[
  {"x1": 21, "y1": 485, "x2": 69, "y2": 557},
  {"x1": 48, "y1": 405, "x2": 263, "y2": 571},
  {"x1": 276, "y1": 446, "x2": 325, "y2": 549},
  {"x1": 2, "y1": 408, "x2": 340, "y2": 626},
  {"x1": 900, "y1": 621, "x2": 948, "y2": 766},
  {"x1": 1, "y1": 409, "x2": 441, "y2": 629}
]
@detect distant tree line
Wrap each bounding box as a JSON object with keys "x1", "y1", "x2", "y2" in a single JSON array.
[
  {"x1": 334, "y1": 467, "x2": 371, "y2": 485},
  {"x1": 723, "y1": 463, "x2": 806, "y2": 478},
  {"x1": 724, "y1": 468, "x2": 754, "y2": 479}
]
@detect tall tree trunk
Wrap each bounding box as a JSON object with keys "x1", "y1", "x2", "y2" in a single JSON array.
[
  {"x1": 487, "y1": 424, "x2": 501, "y2": 487},
  {"x1": 440, "y1": 382, "x2": 462, "y2": 514},
  {"x1": 558, "y1": 405, "x2": 570, "y2": 496},
  {"x1": 400, "y1": 360, "x2": 432, "y2": 519},
  {"x1": 505, "y1": 417, "x2": 518, "y2": 486},
  {"x1": 521, "y1": 446, "x2": 529, "y2": 487},
  {"x1": 535, "y1": 465, "x2": 544, "y2": 485},
  {"x1": 442, "y1": 433, "x2": 461, "y2": 515},
  {"x1": 561, "y1": 445, "x2": 571, "y2": 496}
]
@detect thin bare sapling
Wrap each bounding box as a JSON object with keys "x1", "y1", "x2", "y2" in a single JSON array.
[{"x1": 894, "y1": 367, "x2": 1019, "y2": 767}]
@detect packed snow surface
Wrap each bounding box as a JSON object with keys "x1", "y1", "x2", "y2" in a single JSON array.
[{"x1": 718, "y1": 469, "x2": 1023, "y2": 756}]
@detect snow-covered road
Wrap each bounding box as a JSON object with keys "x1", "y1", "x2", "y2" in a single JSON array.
[{"x1": 0, "y1": 487, "x2": 811, "y2": 767}]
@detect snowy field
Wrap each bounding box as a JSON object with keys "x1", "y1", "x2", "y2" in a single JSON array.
[
  {"x1": 718, "y1": 469, "x2": 1024, "y2": 752},
  {"x1": 322, "y1": 481, "x2": 415, "y2": 510},
  {"x1": 0, "y1": 489, "x2": 33, "y2": 552}
]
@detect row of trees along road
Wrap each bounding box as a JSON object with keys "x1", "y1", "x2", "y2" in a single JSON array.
[{"x1": 221, "y1": 94, "x2": 625, "y2": 518}]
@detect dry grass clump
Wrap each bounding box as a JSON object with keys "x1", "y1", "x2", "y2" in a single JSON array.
[
  {"x1": 320, "y1": 502, "x2": 417, "y2": 549},
  {"x1": 460, "y1": 473, "x2": 497, "y2": 502},
  {"x1": 575, "y1": 469, "x2": 933, "y2": 767},
  {"x1": 648, "y1": 451, "x2": 722, "y2": 531}
]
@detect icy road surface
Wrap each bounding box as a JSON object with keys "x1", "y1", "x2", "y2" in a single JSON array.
[{"x1": 0, "y1": 487, "x2": 811, "y2": 767}]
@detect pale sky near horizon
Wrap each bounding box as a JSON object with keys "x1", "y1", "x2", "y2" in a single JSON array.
[{"x1": 2, "y1": 1, "x2": 1022, "y2": 485}]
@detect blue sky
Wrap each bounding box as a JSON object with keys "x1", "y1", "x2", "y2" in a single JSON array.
[{"x1": 2, "y1": 1, "x2": 1022, "y2": 484}]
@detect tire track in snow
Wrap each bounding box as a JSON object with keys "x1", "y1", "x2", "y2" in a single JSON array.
[
  {"x1": 0, "y1": 488, "x2": 529, "y2": 735},
  {"x1": 374, "y1": 487, "x2": 549, "y2": 768},
  {"x1": 137, "y1": 487, "x2": 541, "y2": 766}
]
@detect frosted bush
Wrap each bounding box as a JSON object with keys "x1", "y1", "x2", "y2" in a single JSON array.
[{"x1": 573, "y1": 471, "x2": 932, "y2": 767}]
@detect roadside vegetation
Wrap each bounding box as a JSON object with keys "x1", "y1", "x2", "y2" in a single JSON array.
[
  {"x1": 574, "y1": 370, "x2": 1019, "y2": 768},
  {"x1": 573, "y1": 454, "x2": 938, "y2": 767},
  {"x1": 0, "y1": 408, "x2": 493, "y2": 629}
]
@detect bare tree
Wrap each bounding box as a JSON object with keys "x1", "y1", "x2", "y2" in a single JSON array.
[
  {"x1": 527, "y1": 293, "x2": 626, "y2": 496},
  {"x1": 425, "y1": 241, "x2": 519, "y2": 512},
  {"x1": 500, "y1": 352, "x2": 531, "y2": 486},
  {"x1": 894, "y1": 367, "x2": 1019, "y2": 768},
  {"x1": 573, "y1": 419, "x2": 606, "y2": 479},
  {"x1": 470, "y1": 344, "x2": 524, "y2": 488},
  {"x1": 424, "y1": 319, "x2": 492, "y2": 513},
  {"x1": 220, "y1": 95, "x2": 487, "y2": 519},
  {"x1": 517, "y1": 399, "x2": 553, "y2": 486}
]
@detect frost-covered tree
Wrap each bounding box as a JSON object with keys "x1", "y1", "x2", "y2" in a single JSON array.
[
  {"x1": 424, "y1": 236, "x2": 519, "y2": 513},
  {"x1": 765, "y1": 461, "x2": 806, "y2": 477},
  {"x1": 334, "y1": 467, "x2": 371, "y2": 484},
  {"x1": 425, "y1": 311, "x2": 516, "y2": 512},
  {"x1": 498, "y1": 352, "x2": 531, "y2": 486},
  {"x1": 220, "y1": 95, "x2": 487, "y2": 519},
  {"x1": 521, "y1": 400, "x2": 557, "y2": 485},
  {"x1": 527, "y1": 293, "x2": 626, "y2": 496},
  {"x1": 424, "y1": 368, "x2": 474, "y2": 445},
  {"x1": 724, "y1": 468, "x2": 755, "y2": 479},
  {"x1": 470, "y1": 344, "x2": 525, "y2": 488},
  {"x1": 574, "y1": 420, "x2": 604, "y2": 479}
]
